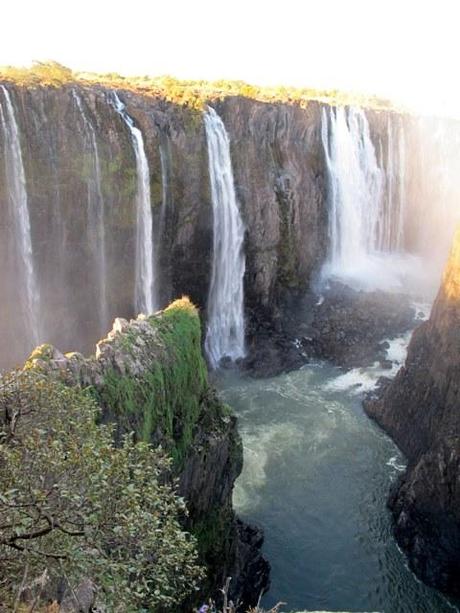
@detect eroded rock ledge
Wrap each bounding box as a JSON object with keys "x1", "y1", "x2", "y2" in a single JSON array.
[
  {"x1": 26, "y1": 298, "x2": 269, "y2": 608},
  {"x1": 244, "y1": 282, "x2": 418, "y2": 378},
  {"x1": 365, "y1": 229, "x2": 460, "y2": 597}
]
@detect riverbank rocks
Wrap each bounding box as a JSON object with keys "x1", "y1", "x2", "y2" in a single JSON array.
[
  {"x1": 23, "y1": 298, "x2": 270, "y2": 608},
  {"x1": 364, "y1": 228, "x2": 460, "y2": 597},
  {"x1": 240, "y1": 282, "x2": 419, "y2": 378},
  {"x1": 301, "y1": 282, "x2": 417, "y2": 368}
]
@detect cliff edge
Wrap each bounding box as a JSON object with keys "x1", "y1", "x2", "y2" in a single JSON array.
[
  {"x1": 365, "y1": 228, "x2": 460, "y2": 596},
  {"x1": 25, "y1": 298, "x2": 269, "y2": 608}
]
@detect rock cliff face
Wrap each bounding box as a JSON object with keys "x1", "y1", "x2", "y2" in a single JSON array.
[
  {"x1": 365, "y1": 228, "x2": 460, "y2": 596},
  {"x1": 25, "y1": 298, "x2": 269, "y2": 608},
  {"x1": 1, "y1": 81, "x2": 458, "y2": 374},
  {"x1": 0, "y1": 83, "x2": 330, "y2": 369}
]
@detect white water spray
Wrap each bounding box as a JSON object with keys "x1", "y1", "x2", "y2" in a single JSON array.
[
  {"x1": 204, "y1": 107, "x2": 246, "y2": 368},
  {"x1": 397, "y1": 120, "x2": 407, "y2": 249},
  {"x1": 72, "y1": 90, "x2": 108, "y2": 333},
  {"x1": 0, "y1": 86, "x2": 41, "y2": 345},
  {"x1": 380, "y1": 117, "x2": 406, "y2": 251},
  {"x1": 110, "y1": 92, "x2": 157, "y2": 314},
  {"x1": 382, "y1": 116, "x2": 395, "y2": 250},
  {"x1": 321, "y1": 106, "x2": 412, "y2": 292}
]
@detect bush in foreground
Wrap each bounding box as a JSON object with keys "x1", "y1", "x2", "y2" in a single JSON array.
[{"x1": 0, "y1": 369, "x2": 203, "y2": 611}]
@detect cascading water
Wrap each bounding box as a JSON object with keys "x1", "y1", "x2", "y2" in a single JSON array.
[
  {"x1": 397, "y1": 120, "x2": 407, "y2": 249},
  {"x1": 381, "y1": 116, "x2": 395, "y2": 251},
  {"x1": 380, "y1": 117, "x2": 406, "y2": 252},
  {"x1": 0, "y1": 86, "x2": 41, "y2": 345},
  {"x1": 321, "y1": 106, "x2": 383, "y2": 271},
  {"x1": 158, "y1": 138, "x2": 171, "y2": 238},
  {"x1": 204, "y1": 107, "x2": 246, "y2": 368},
  {"x1": 72, "y1": 90, "x2": 108, "y2": 333},
  {"x1": 110, "y1": 92, "x2": 157, "y2": 314},
  {"x1": 321, "y1": 106, "x2": 413, "y2": 292}
]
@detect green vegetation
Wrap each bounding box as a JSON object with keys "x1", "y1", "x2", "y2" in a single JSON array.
[
  {"x1": 0, "y1": 298, "x2": 248, "y2": 611},
  {"x1": 0, "y1": 60, "x2": 75, "y2": 86},
  {"x1": 0, "y1": 367, "x2": 203, "y2": 611},
  {"x1": 95, "y1": 298, "x2": 211, "y2": 466},
  {"x1": 0, "y1": 60, "x2": 403, "y2": 112}
]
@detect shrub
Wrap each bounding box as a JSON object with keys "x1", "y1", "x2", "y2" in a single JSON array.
[{"x1": 0, "y1": 369, "x2": 203, "y2": 611}]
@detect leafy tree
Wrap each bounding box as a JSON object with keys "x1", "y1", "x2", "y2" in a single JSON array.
[{"x1": 0, "y1": 369, "x2": 203, "y2": 611}]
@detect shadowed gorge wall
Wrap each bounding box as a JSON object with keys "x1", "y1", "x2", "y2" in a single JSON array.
[
  {"x1": 0, "y1": 82, "x2": 459, "y2": 370},
  {"x1": 365, "y1": 227, "x2": 460, "y2": 596}
]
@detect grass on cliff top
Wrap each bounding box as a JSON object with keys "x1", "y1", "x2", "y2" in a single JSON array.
[
  {"x1": 95, "y1": 297, "x2": 214, "y2": 467},
  {"x1": 20, "y1": 297, "x2": 227, "y2": 469},
  {"x1": 0, "y1": 60, "x2": 402, "y2": 112}
]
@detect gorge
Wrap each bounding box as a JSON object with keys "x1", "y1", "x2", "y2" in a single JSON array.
[
  {"x1": 1, "y1": 70, "x2": 460, "y2": 611},
  {"x1": 0, "y1": 79, "x2": 458, "y2": 371}
]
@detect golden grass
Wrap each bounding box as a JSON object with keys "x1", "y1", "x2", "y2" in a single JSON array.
[{"x1": 0, "y1": 61, "x2": 405, "y2": 113}]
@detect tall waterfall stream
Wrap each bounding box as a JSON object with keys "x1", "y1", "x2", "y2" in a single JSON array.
[
  {"x1": 72, "y1": 89, "x2": 108, "y2": 335},
  {"x1": 204, "y1": 107, "x2": 246, "y2": 368},
  {"x1": 0, "y1": 85, "x2": 41, "y2": 345},
  {"x1": 111, "y1": 91, "x2": 157, "y2": 315},
  {"x1": 321, "y1": 106, "x2": 418, "y2": 294}
]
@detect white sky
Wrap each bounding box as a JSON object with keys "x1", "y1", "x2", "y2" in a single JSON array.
[{"x1": 1, "y1": 0, "x2": 459, "y2": 116}]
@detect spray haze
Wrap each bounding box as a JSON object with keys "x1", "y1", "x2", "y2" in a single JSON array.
[
  {"x1": 321, "y1": 105, "x2": 460, "y2": 296},
  {"x1": 0, "y1": 84, "x2": 459, "y2": 369}
]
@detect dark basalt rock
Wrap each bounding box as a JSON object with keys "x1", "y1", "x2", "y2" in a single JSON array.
[
  {"x1": 364, "y1": 228, "x2": 460, "y2": 598},
  {"x1": 242, "y1": 307, "x2": 307, "y2": 378},
  {"x1": 241, "y1": 281, "x2": 418, "y2": 378},
  {"x1": 301, "y1": 281, "x2": 417, "y2": 368},
  {"x1": 231, "y1": 520, "x2": 271, "y2": 606}
]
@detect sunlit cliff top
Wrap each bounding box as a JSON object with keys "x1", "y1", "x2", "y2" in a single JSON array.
[
  {"x1": 443, "y1": 227, "x2": 460, "y2": 301},
  {"x1": 0, "y1": 61, "x2": 405, "y2": 113}
]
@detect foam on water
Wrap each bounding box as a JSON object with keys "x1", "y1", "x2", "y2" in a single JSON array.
[
  {"x1": 324, "y1": 366, "x2": 383, "y2": 395},
  {"x1": 325, "y1": 300, "x2": 432, "y2": 395},
  {"x1": 233, "y1": 422, "x2": 303, "y2": 513},
  {"x1": 386, "y1": 456, "x2": 406, "y2": 472},
  {"x1": 217, "y1": 315, "x2": 454, "y2": 612}
]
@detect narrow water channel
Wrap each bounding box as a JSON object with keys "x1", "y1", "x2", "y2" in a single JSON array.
[{"x1": 217, "y1": 359, "x2": 457, "y2": 613}]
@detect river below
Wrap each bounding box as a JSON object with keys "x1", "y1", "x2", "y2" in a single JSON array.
[{"x1": 216, "y1": 354, "x2": 458, "y2": 613}]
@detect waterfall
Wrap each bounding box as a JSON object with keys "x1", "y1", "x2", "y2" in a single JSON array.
[
  {"x1": 110, "y1": 91, "x2": 157, "y2": 314},
  {"x1": 321, "y1": 106, "x2": 411, "y2": 291},
  {"x1": 72, "y1": 90, "x2": 108, "y2": 333},
  {"x1": 158, "y1": 139, "x2": 171, "y2": 237},
  {"x1": 0, "y1": 86, "x2": 41, "y2": 345},
  {"x1": 396, "y1": 120, "x2": 406, "y2": 250},
  {"x1": 381, "y1": 117, "x2": 406, "y2": 251},
  {"x1": 204, "y1": 107, "x2": 246, "y2": 368},
  {"x1": 382, "y1": 116, "x2": 395, "y2": 251}
]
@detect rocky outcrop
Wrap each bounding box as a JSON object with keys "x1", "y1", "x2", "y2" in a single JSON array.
[
  {"x1": 242, "y1": 281, "x2": 419, "y2": 378},
  {"x1": 25, "y1": 298, "x2": 270, "y2": 608},
  {"x1": 302, "y1": 282, "x2": 417, "y2": 368},
  {"x1": 365, "y1": 228, "x2": 460, "y2": 597}
]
